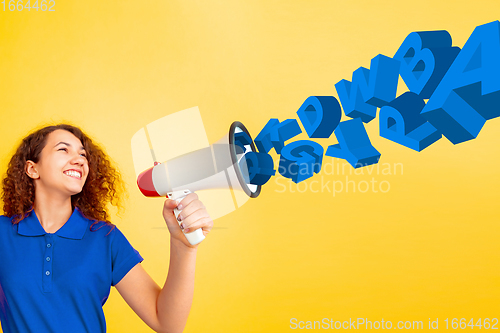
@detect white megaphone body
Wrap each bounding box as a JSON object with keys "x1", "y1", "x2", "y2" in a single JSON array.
[{"x1": 137, "y1": 121, "x2": 261, "y2": 245}]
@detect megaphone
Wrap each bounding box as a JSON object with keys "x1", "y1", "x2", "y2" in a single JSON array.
[{"x1": 137, "y1": 121, "x2": 261, "y2": 245}]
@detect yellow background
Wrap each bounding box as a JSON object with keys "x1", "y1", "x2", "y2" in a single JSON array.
[{"x1": 1, "y1": 0, "x2": 499, "y2": 332}]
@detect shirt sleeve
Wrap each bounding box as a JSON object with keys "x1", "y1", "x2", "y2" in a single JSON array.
[{"x1": 110, "y1": 227, "x2": 144, "y2": 286}]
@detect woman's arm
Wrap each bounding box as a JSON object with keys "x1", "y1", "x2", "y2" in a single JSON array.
[{"x1": 115, "y1": 193, "x2": 212, "y2": 333}]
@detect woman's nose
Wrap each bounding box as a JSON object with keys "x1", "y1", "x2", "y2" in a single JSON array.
[{"x1": 71, "y1": 153, "x2": 86, "y2": 165}]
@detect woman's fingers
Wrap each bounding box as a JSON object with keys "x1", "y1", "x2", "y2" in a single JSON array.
[
  {"x1": 163, "y1": 198, "x2": 178, "y2": 212},
  {"x1": 183, "y1": 218, "x2": 213, "y2": 236},
  {"x1": 175, "y1": 192, "x2": 200, "y2": 211},
  {"x1": 162, "y1": 192, "x2": 213, "y2": 245},
  {"x1": 179, "y1": 210, "x2": 212, "y2": 233},
  {"x1": 162, "y1": 199, "x2": 185, "y2": 241},
  {"x1": 178, "y1": 194, "x2": 212, "y2": 234},
  {"x1": 176, "y1": 199, "x2": 205, "y2": 221},
  {"x1": 162, "y1": 199, "x2": 178, "y2": 223}
]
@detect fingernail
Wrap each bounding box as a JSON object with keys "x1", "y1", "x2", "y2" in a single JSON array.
[
  {"x1": 176, "y1": 200, "x2": 183, "y2": 210},
  {"x1": 177, "y1": 215, "x2": 182, "y2": 222},
  {"x1": 180, "y1": 223, "x2": 184, "y2": 230},
  {"x1": 183, "y1": 228, "x2": 190, "y2": 233}
]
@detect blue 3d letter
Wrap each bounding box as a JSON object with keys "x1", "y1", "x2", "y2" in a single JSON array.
[
  {"x1": 278, "y1": 140, "x2": 323, "y2": 183},
  {"x1": 335, "y1": 54, "x2": 400, "y2": 123},
  {"x1": 326, "y1": 118, "x2": 381, "y2": 168},
  {"x1": 394, "y1": 30, "x2": 460, "y2": 99},
  {"x1": 379, "y1": 92, "x2": 441, "y2": 151},
  {"x1": 421, "y1": 20, "x2": 500, "y2": 144},
  {"x1": 296, "y1": 96, "x2": 342, "y2": 138}
]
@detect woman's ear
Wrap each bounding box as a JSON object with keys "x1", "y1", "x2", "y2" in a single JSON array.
[{"x1": 25, "y1": 160, "x2": 40, "y2": 179}]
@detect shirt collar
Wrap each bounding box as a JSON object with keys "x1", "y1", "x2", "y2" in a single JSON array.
[{"x1": 17, "y1": 208, "x2": 88, "y2": 240}]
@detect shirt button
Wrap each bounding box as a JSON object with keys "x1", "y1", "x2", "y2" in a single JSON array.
[
  {"x1": 45, "y1": 271, "x2": 50, "y2": 276},
  {"x1": 46, "y1": 244, "x2": 51, "y2": 248},
  {"x1": 46, "y1": 257, "x2": 51, "y2": 262}
]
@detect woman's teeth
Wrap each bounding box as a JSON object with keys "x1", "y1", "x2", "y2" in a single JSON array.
[{"x1": 64, "y1": 170, "x2": 81, "y2": 178}]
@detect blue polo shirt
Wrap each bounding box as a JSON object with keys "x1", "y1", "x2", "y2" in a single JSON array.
[{"x1": 0, "y1": 208, "x2": 144, "y2": 332}]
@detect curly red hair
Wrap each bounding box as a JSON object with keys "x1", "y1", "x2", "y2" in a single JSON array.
[{"x1": 1, "y1": 124, "x2": 124, "y2": 226}]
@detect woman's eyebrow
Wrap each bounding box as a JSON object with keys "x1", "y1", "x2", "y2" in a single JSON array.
[
  {"x1": 54, "y1": 141, "x2": 70, "y2": 147},
  {"x1": 54, "y1": 141, "x2": 85, "y2": 150}
]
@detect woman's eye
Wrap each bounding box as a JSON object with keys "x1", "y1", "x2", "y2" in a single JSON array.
[
  {"x1": 58, "y1": 148, "x2": 67, "y2": 152},
  {"x1": 80, "y1": 153, "x2": 87, "y2": 158}
]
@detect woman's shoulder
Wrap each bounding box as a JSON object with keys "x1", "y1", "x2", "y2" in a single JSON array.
[
  {"x1": 74, "y1": 208, "x2": 118, "y2": 237},
  {"x1": 89, "y1": 220, "x2": 117, "y2": 235},
  {"x1": 0, "y1": 215, "x2": 16, "y2": 234},
  {"x1": 0, "y1": 215, "x2": 14, "y2": 224}
]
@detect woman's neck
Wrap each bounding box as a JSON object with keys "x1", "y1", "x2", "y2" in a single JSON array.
[{"x1": 33, "y1": 189, "x2": 73, "y2": 234}]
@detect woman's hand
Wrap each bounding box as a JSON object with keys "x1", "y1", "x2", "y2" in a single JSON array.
[{"x1": 162, "y1": 192, "x2": 213, "y2": 248}]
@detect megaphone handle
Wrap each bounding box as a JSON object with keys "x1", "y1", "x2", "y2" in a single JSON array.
[{"x1": 167, "y1": 190, "x2": 206, "y2": 246}]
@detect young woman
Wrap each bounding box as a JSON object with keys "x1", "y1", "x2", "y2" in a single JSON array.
[{"x1": 0, "y1": 124, "x2": 213, "y2": 333}]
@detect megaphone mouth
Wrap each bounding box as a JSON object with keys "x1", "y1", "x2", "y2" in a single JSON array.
[{"x1": 229, "y1": 121, "x2": 261, "y2": 198}]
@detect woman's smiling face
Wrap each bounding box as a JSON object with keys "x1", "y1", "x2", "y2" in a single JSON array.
[{"x1": 27, "y1": 129, "x2": 89, "y2": 197}]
